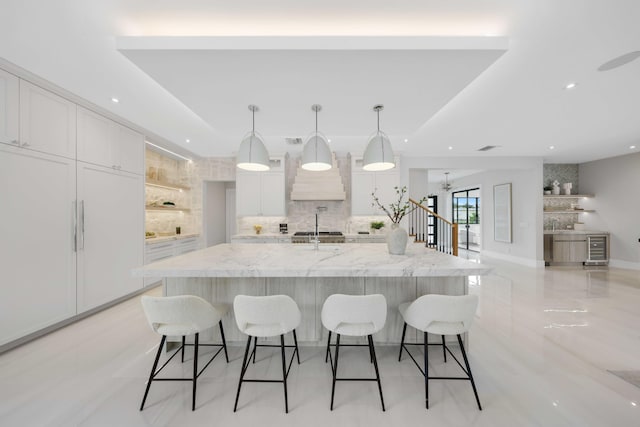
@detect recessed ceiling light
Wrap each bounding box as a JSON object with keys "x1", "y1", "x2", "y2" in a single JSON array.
[
  {"x1": 564, "y1": 82, "x2": 577, "y2": 90},
  {"x1": 404, "y1": 139, "x2": 408, "y2": 143},
  {"x1": 632, "y1": 402, "x2": 637, "y2": 407},
  {"x1": 328, "y1": 139, "x2": 331, "y2": 143},
  {"x1": 448, "y1": 146, "x2": 453, "y2": 150},
  {"x1": 630, "y1": 145, "x2": 636, "y2": 149},
  {"x1": 549, "y1": 145, "x2": 555, "y2": 150},
  {"x1": 186, "y1": 139, "x2": 190, "y2": 143},
  {"x1": 111, "y1": 97, "x2": 119, "y2": 103}
]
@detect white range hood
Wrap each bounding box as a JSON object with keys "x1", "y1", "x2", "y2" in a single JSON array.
[{"x1": 291, "y1": 152, "x2": 346, "y2": 201}]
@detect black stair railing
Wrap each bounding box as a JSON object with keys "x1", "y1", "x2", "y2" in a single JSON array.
[{"x1": 408, "y1": 198, "x2": 458, "y2": 256}]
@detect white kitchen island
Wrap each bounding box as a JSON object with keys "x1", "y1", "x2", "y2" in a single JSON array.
[{"x1": 134, "y1": 243, "x2": 492, "y2": 344}]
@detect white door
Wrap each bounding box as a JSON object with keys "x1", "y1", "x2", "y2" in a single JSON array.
[
  {"x1": 19, "y1": 80, "x2": 76, "y2": 159},
  {"x1": 0, "y1": 68, "x2": 19, "y2": 146},
  {"x1": 76, "y1": 162, "x2": 144, "y2": 312},
  {"x1": 0, "y1": 145, "x2": 77, "y2": 346}
]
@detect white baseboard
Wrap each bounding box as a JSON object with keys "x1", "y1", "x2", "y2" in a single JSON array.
[
  {"x1": 480, "y1": 250, "x2": 543, "y2": 268},
  {"x1": 609, "y1": 259, "x2": 640, "y2": 270}
]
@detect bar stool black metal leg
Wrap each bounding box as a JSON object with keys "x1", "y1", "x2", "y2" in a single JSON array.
[
  {"x1": 234, "y1": 335, "x2": 252, "y2": 412},
  {"x1": 325, "y1": 331, "x2": 332, "y2": 363},
  {"x1": 293, "y1": 329, "x2": 300, "y2": 364},
  {"x1": 181, "y1": 335, "x2": 186, "y2": 363},
  {"x1": 368, "y1": 335, "x2": 385, "y2": 411},
  {"x1": 330, "y1": 334, "x2": 341, "y2": 410},
  {"x1": 140, "y1": 335, "x2": 166, "y2": 411},
  {"x1": 424, "y1": 331, "x2": 429, "y2": 409},
  {"x1": 457, "y1": 334, "x2": 482, "y2": 410},
  {"x1": 219, "y1": 320, "x2": 229, "y2": 363},
  {"x1": 192, "y1": 333, "x2": 199, "y2": 411},
  {"x1": 398, "y1": 322, "x2": 407, "y2": 362},
  {"x1": 280, "y1": 334, "x2": 289, "y2": 413},
  {"x1": 442, "y1": 335, "x2": 447, "y2": 363},
  {"x1": 252, "y1": 336, "x2": 258, "y2": 363}
]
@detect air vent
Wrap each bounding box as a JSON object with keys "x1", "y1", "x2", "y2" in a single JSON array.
[
  {"x1": 285, "y1": 137, "x2": 303, "y2": 145},
  {"x1": 477, "y1": 145, "x2": 499, "y2": 152}
]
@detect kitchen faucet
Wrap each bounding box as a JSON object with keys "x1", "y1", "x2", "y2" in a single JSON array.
[
  {"x1": 312, "y1": 206, "x2": 328, "y2": 249},
  {"x1": 552, "y1": 218, "x2": 559, "y2": 231}
]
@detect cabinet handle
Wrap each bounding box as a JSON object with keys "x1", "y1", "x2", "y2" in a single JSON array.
[
  {"x1": 21, "y1": 142, "x2": 30, "y2": 147},
  {"x1": 10, "y1": 139, "x2": 19, "y2": 145},
  {"x1": 72, "y1": 201, "x2": 77, "y2": 252},
  {"x1": 80, "y1": 200, "x2": 85, "y2": 250}
]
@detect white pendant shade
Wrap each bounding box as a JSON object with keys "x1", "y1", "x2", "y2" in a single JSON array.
[
  {"x1": 301, "y1": 134, "x2": 332, "y2": 171},
  {"x1": 236, "y1": 133, "x2": 270, "y2": 171},
  {"x1": 363, "y1": 104, "x2": 395, "y2": 171},
  {"x1": 237, "y1": 104, "x2": 270, "y2": 171},
  {"x1": 363, "y1": 133, "x2": 395, "y2": 171},
  {"x1": 302, "y1": 104, "x2": 332, "y2": 171}
]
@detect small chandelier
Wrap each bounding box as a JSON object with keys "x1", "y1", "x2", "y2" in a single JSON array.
[
  {"x1": 442, "y1": 172, "x2": 453, "y2": 191},
  {"x1": 363, "y1": 104, "x2": 395, "y2": 171},
  {"x1": 301, "y1": 104, "x2": 332, "y2": 171},
  {"x1": 236, "y1": 105, "x2": 270, "y2": 171}
]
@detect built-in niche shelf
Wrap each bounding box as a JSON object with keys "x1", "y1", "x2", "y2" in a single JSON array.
[
  {"x1": 145, "y1": 179, "x2": 190, "y2": 192},
  {"x1": 543, "y1": 210, "x2": 595, "y2": 214},
  {"x1": 543, "y1": 194, "x2": 593, "y2": 198}
]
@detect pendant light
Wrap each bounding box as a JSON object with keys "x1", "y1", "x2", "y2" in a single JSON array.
[
  {"x1": 236, "y1": 104, "x2": 270, "y2": 171},
  {"x1": 363, "y1": 104, "x2": 395, "y2": 171},
  {"x1": 301, "y1": 104, "x2": 332, "y2": 171}
]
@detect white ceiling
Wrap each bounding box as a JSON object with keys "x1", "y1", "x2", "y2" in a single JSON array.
[{"x1": 1, "y1": 1, "x2": 639, "y2": 163}]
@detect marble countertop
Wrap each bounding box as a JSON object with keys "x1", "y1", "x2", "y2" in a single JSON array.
[
  {"x1": 134, "y1": 243, "x2": 493, "y2": 278},
  {"x1": 543, "y1": 230, "x2": 609, "y2": 235},
  {"x1": 145, "y1": 233, "x2": 199, "y2": 244}
]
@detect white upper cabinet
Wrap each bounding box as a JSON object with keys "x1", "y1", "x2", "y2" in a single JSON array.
[
  {"x1": 0, "y1": 68, "x2": 19, "y2": 146},
  {"x1": 77, "y1": 106, "x2": 144, "y2": 175},
  {"x1": 114, "y1": 123, "x2": 144, "y2": 175},
  {"x1": 77, "y1": 106, "x2": 112, "y2": 166},
  {"x1": 19, "y1": 80, "x2": 76, "y2": 159},
  {"x1": 351, "y1": 156, "x2": 400, "y2": 215},
  {"x1": 236, "y1": 157, "x2": 286, "y2": 216}
]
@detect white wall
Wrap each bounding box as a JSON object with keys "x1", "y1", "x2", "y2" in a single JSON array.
[
  {"x1": 409, "y1": 169, "x2": 429, "y2": 200},
  {"x1": 579, "y1": 152, "x2": 640, "y2": 269}
]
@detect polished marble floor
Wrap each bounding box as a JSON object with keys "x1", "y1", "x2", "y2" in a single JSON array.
[{"x1": 1, "y1": 254, "x2": 639, "y2": 426}]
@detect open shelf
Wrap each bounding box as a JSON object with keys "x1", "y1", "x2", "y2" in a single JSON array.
[
  {"x1": 145, "y1": 179, "x2": 190, "y2": 191},
  {"x1": 145, "y1": 206, "x2": 190, "y2": 212}
]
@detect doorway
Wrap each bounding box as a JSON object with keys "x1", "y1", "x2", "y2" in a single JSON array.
[
  {"x1": 203, "y1": 181, "x2": 236, "y2": 247},
  {"x1": 452, "y1": 188, "x2": 480, "y2": 252}
]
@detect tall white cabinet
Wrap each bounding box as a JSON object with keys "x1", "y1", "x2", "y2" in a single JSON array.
[
  {"x1": 0, "y1": 145, "x2": 77, "y2": 344},
  {"x1": 76, "y1": 163, "x2": 144, "y2": 312},
  {"x1": 0, "y1": 67, "x2": 145, "y2": 348},
  {"x1": 351, "y1": 156, "x2": 400, "y2": 215}
]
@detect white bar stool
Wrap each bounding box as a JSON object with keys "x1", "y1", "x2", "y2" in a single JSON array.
[
  {"x1": 398, "y1": 294, "x2": 482, "y2": 410},
  {"x1": 321, "y1": 294, "x2": 387, "y2": 411},
  {"x1": 233, "y1": 294, "x2": 301, "y2": 413},
  {"x1": 139, "y1": 295, "x2": 229, "y2": 411}
]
